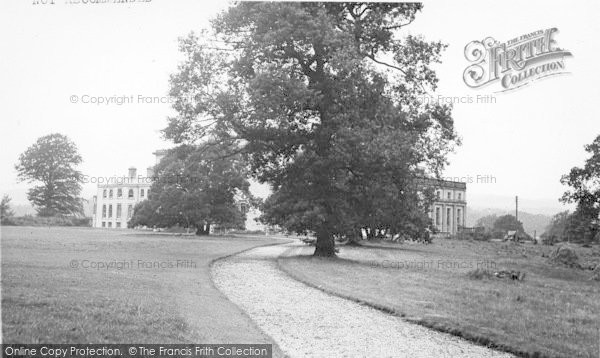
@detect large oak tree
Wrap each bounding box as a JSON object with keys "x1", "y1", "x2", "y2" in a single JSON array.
[
  {"x1": 165, "y1": 3, "x2": 458, "y2": 255},
  {"x1": 15, "y1": 133, "x2": 84, "y2": 217},
  {"x1": 129, "y1": 145, "x2": 250, "y2": 235}
]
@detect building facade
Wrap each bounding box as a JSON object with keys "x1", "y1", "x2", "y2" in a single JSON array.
[
  {"x1": 92, "y1": 167, "x2": 153, "y2": 228},
  {"x1": 423, "y1": 178, "x2": 467, "y2": 235},
  {"x1": 91, "y1": 150, "x2": 166, "y2": 228},
  {"x1": 414, "y1": 178, "x2": 467, "y2": 235}
]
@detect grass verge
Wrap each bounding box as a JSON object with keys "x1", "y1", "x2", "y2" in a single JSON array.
[
  {"x1": 2, "y1": 226, "x2": 288, "y2": 357},
  {"x1": 278, "y1": 240, "x2": 600, "y2": 358}
]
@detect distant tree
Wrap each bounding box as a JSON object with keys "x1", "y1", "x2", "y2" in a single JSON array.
[
  {"x1": 542, "y1": 209, "x2": 599, "y2": 244},
  {"x1": 1, "y1": 195, "x2": 15, "y2": 224},
  {"x1": 560, "y1": 134, "x2": 600, "y2": 243},
  {"x1": 128, "y1": 200, "x2": 160, "y2": 228},
  {"x1": 493, "y1": 214, "x2": 524, "y2": 233},
  {"x1": 164, "y1": 3, "x2": 458, "y2": 255},
  {"x1": 475, "y1": 214, "x2": 498, "y2": 232},
  {"x1": 541, "y1": 211, "x2": 570, "y2": 244},
  {"x1": 15, "y1": 134, "x2": 84, "y2": 217},
  {"x1": 563, "y1": 207, "x2": 599, "y2": 243},
  {"x1": 129, "y1": 145, "x2": 250, "y2": 235}
]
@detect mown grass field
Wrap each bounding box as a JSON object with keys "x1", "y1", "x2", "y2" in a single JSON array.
[
  {"x1": 1, "y1": 226, "x2": 287, "y2": 357},
  {"x1": 279, "y1": 239, "x2": 600, "y2": 358}
]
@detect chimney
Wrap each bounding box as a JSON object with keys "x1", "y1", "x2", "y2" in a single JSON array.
[
  {"x1": 146, "y1": 166, "x2": 154, "y2": 178},
  {"x1": 128, "y1": 167, "x2": 137, "y2": 180}
]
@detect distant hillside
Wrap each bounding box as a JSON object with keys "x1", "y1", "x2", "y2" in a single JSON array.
[
  {"x1": 465, "y1": 194, "x2": 569, "y2": 216},
  {"x1": 467, "y1": 207, "x2": 555, "y2": 237}
]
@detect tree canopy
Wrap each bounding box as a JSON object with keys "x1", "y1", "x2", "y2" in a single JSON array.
[
  {"x1": 542, "y1": 211, "x2": 571, "y2": 244},
  {"x1": 560, "y1": 134, "x2": 600, "y2": 243},
  {"x1": 164, "y1": 3, "x2": 458, "y2": 255},
  {"x1": 542, "y1": 209, "x2": 600, "y2": 244},
  {"x1": 475, "y1": 214, "x2": 498, "y2": 232},
  {"x1": 492, "y1": 214, "x2": 524, "y2": 233},
  {"x1": 1, "y1": 194, "x2": 15, "y2": 224},
  {"x1": 129, "y1": 145, "x2": 251, "y2": 235},
  {"x1": 15, "y1": 133, "x2": 84, "y2": 217}
]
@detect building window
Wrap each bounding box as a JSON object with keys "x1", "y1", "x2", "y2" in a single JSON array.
[
  {"x1": 435, "y1": 207, "x2": 440, "y2": 225},
  {"x1": 447, "y1": 192, "x2": 451, "y2": 200},
  {"x1": 458, "y1": 193, "x2": 462, "y2": 200},
  {"x1": 117, "y1": 188, "x2": 122, "y2": 198},
  {"x1": 447, "y1": 208, "x2": 451, "y2": 229},
  {"x1": 127, "y1": 205, "x2": 133, "y2": 219},
  {"x1": 116, "y1": 204, "x2": 122, "y2": 218},
  {"x1": 140, "y1": 189, "x2": 145, "y2": 198},
  {"x1": 457, "y1": 209, "x2": 462, "y2": 227},
  {"x1": 108, "y1": 222, "x2": 112, "y2": 228},
  {"x1": 240, "y1": 203, "x2": 248, "y2": 214},
  {"x1": 116, "y1": 222, "x2": 121, "y2": 228},
  {"x1": 103, "y1": 189, "x2": 107, "y2": 198},
  {"x1": 128, "y1": 189, "x2": 134, "y2": 198},
  {"x1": 109, "y1": 189, "x2": 113, "y2": 199},
  {"x1": 108, "y1": 205, "x2": 113, "y2": 218},
  {"x1": 436, "y1": 191, "x2": 441, "y2": 199},
  {"x1": 102, "y1": 221, "x2": 106, "y2": 227},
  {"x1": 102, "y1": 204, "x2": 106, "y2": 218}
]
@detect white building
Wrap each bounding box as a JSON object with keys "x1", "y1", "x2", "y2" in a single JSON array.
[
  {"x1": 92, "y1": 150, "x2": 166, "y2": 228},
  {"x1": 424, "y1": 178, "x2": 467, "y2": 235},
  {"x1": 91, "y1": 166, "x2": 154, "y2": 228},
  {"x1": 91, "y1": 150, "x2": 264, "y2": 231}
]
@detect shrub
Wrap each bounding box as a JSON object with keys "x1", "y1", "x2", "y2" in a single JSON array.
[
  {"x1": 548, "y1": 244, "x2": 582, "y2": 269},
  {"x1": 3, "y1": 215, "x2": 91, "y2": 227},
  {"x1": 456, "y1": 231, "x2": 492, "y2": 241}
]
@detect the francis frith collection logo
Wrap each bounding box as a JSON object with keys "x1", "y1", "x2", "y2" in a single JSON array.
[{"x1": 463, "y1": 28, "x2": 572, "y2": 92}]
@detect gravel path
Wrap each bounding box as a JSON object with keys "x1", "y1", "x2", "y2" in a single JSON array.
[{"x1": 212, "y1": 243, "x2": 513, "y2": 358}]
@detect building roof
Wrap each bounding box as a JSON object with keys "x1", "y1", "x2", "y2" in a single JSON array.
[
  {"x1": 414, "y1": 177, "x2": 467, "y2": 190},
  {"x1": 152, "y1": 149, "x2": 169, "y2": 156}
]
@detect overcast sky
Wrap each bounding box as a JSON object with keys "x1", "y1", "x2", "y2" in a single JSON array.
[{"x1": 1, "y1": 0, "x2": 599, "y2": 214}]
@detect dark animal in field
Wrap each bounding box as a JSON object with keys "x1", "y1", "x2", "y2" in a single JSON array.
[{"x1": 494, "y1": 270, "x2": 526, "y2": 281}]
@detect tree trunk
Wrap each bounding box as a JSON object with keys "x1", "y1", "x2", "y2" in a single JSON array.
[{"x1": 314, "y1": 228, "x2": 336, "y2": 257}]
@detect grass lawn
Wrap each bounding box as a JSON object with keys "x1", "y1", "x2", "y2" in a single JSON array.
[
  {"x1": 279, "y1": 239, "x2": 600, "y2": 358},
  {"x1": 1, "y1": 226, "x2": 288, "y2": 357}
]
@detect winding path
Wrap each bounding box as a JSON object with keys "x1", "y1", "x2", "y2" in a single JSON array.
[{"x1": 211, "y1": 243, "x2": 513, "y2": 358}]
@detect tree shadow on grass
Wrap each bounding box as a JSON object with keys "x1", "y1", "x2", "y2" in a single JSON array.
[
  {"x1": 281, "y1": 253, "x2": 383, "y2": 269},
  {"x1": 341, "y1": 241, "x2": 430, "y2": 254}
]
